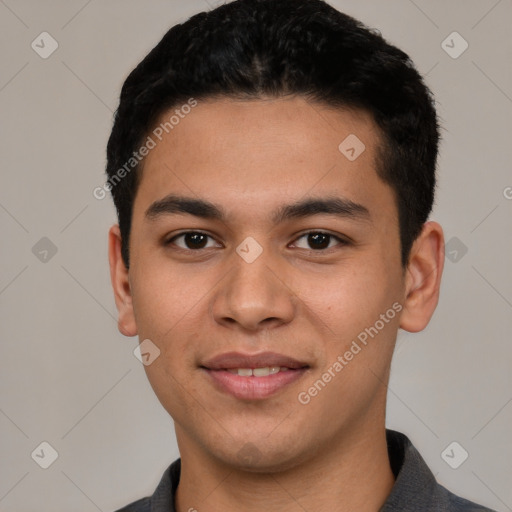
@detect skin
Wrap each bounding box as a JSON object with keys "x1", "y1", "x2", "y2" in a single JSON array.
[{"x1": 109, "y1": 96, "x2": 444, "y2": 512}]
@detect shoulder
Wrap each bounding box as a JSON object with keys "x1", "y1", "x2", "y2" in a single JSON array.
[
  {"x1": 437, "y1": 483, "x2": 497, "y2": 512},
  {"x1": 113, "y1": 497, "x2": 150, "y2": 512},
  {"x1": 382, "y1": 430, "x2": 497, "y2": 512}
]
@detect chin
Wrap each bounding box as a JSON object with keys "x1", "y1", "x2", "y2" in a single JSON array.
[{"x1": 210, "y1": 437, "x2": 313, "y2": 474}]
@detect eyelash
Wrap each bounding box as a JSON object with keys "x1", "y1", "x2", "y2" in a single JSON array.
[{"x1": 164, "y1": 230, "x2": 349, "y2": 252}]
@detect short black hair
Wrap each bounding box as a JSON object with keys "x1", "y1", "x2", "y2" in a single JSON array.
[{"x1": 106, "y1": 0, "x2": 439, "y2": 268}]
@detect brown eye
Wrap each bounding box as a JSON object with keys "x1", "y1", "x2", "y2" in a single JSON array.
[
  {"x1": 167, "y1": 232, "x2": 220, "y2": 250},
  {"x1": 293, "y1": 231, "x2": 346, "y2": 250}
]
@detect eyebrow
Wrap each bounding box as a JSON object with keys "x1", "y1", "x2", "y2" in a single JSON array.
[{"x1": 145, "y1": 194, "x2": 371, "y2": 224}]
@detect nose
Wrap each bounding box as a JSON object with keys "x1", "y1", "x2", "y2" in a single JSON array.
[{"x1": 211, "y1": 248, "x2": 296, "y2": 332}]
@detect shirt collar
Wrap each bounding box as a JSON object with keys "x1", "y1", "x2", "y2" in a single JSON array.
[{"x1": 380, "y1": 429, "x2": 438, "y2": 511}]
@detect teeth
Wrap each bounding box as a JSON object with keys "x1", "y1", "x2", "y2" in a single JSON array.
[
  {"x1": 226, "y1": 367, "x2": 291, "y2": 376},
  {"x1": 253, "y1": 367, "x2": 270, "y2": 377}
]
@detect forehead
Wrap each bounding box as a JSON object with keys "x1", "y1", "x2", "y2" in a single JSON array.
[{"x1": 133, "y1": 96, "x2": 394, "y2": 223}]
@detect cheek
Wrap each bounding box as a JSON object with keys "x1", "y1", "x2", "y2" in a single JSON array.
[
  {"x1": 143, "y1": 358, "x2": 198, "y2": 426},
  {"x1": 294, "y1": 266, "x2": 400, "y2": 426},
  {"x1": 129, "y1": 257, "x2": 209, "y2": 382},
  {"x1": 295, "y1": 259, "x2": 400, "y2": 343},
  {"x1": 130, "y1": 257, "x2": 209, "y2": 341}
]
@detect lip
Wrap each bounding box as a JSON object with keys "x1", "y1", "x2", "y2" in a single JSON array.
[
  {"x1": 201, "y1": 351, "x2": 309, "y2": 400},
  {"x1": 202, "y1": 351, "x2": 308, "y2": 370}
]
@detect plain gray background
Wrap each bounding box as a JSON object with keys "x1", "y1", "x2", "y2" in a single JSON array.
[{"x1": 1, "y1": 1, "x2": 511, "y2": 511}]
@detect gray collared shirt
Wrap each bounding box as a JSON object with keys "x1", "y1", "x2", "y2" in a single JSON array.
[{"x1": 115, "y1": 429, "x2": 496, "y2": 511}]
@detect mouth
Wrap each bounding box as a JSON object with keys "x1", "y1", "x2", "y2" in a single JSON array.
[{"x1": 201, "y1": 351, "x2": 309, "y2": 400}]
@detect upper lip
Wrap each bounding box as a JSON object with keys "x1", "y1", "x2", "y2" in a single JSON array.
[{"x1": 201, "y1": 351, "x2": 309, "y2": 370}]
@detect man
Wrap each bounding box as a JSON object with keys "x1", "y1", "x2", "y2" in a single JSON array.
[{"x1": 106, "y1": 0, "x2": 496, "y2": 510}]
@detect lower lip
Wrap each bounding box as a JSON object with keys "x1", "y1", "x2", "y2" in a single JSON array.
[{"x1": 203, "y1": 368, "x2": 307, "y2": 400}]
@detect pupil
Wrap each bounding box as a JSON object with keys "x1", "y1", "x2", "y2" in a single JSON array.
[
  {"x1": 309, "y1": 233, "x2": 329, "y2": 249},
  {"x1": 186, "y1": 233, "x2": 207, "y2": 249}
]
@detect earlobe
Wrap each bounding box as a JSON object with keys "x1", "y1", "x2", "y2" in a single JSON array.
[
  {"x1": 399, "y1": 221, "x2": 445, "y2": 333},
  {"x1": 108, "y1": 225, "x2": 138, "y2": 337}
]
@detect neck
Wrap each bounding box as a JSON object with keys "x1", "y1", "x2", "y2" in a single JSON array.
[{"x1": 175, "y1": 421, "x2": 395, "y2": 512}]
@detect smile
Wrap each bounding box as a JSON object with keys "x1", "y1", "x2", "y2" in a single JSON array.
[{"x1": 201, "y1": 351, "x2": 309, "y2": 400}]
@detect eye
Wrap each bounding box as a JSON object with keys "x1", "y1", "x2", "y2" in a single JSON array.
[
  {"x1": 292, "y1": 231, "x2": 347, "y2": 250},
  {"x1": 166, "y1": 231, "x2": 221, "y2": 250}
]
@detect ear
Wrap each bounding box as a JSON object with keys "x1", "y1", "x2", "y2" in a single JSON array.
[
  {"x1": 108, "y1": 225, "x2": 138, "y2": 337},
  {"x1": 400, "y1": 221, "x2": 445, "y2": 333}
]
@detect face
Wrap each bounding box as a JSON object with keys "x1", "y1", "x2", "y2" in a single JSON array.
[{"x1": 109, "y1": 96, "x2": 443, "y2": 472}]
